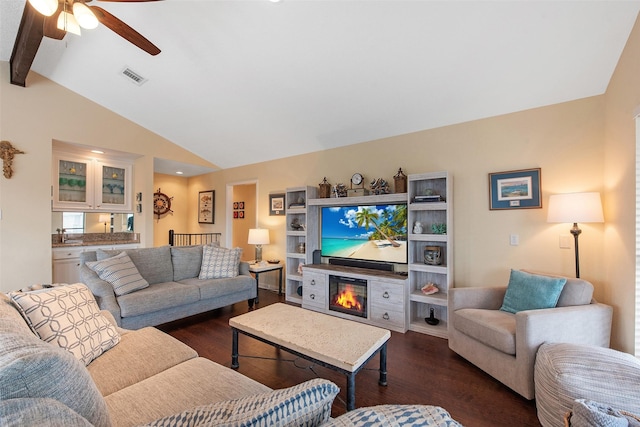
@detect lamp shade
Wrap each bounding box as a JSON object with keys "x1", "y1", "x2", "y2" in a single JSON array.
[
  {"x1": 57, "y1": 11, "x2": 82, "y2": 35},
  {"x1": 248, "y1": 228, "x2": 270, "y2": 245},
  {"x1": 98, "y1": 214, "x2": 110, "y2": 223},
  {"x1": 547, "y1": 192, "x2": 604, "y2": 224},
  {"x1": 73, "y1": 2, "x2": 99, "y2": 29}
]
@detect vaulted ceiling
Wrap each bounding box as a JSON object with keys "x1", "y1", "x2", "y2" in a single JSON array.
[{"x1": 2, "y1": 1, "x2": 639, "y2": 174}]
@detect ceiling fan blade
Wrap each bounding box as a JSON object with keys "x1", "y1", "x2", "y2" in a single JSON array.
[
  {"x1": 95, "y1": 0, "x2": 162, "y2": 2},
  {"x1": 43, "y1": 5, "x2": 66, "y2": 40},
  {"x1": 89, "y1": 5, "x2": 160, "y2": 55}
]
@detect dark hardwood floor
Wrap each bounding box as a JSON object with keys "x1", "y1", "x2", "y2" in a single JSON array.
[{"x1": 158, "y1": 289, "x2": 540, "y2": 426}]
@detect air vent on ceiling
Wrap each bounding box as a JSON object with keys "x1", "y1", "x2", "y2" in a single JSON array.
[{"x1": 120, "y1": 67, "x2": 148, "y2": 86}]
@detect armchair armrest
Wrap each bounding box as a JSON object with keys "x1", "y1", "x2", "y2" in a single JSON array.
[
  {"x1": 449, "y1": 286, "x2": 507, "y2": 311},
  {"x1": 239, "y1": 261, "x2": 251, "y2": 276},
  {"x1": 80, "y1": 264, "x2": 122, "y2": 325},
  {"x1": 515, "y1": 303, "x2": 613, "y2": 368}
]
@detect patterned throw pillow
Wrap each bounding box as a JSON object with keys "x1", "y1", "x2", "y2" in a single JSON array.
[
  {"x1": 199, "y1": 246, "x2": 242, "y2": 279},
  {"x1": 86, "y1": 251, "x2": 149, "y2": 296},
  {"x1": 8, "y1": 284, "x2": 121, "y2": 366},
  {"x1": 323, "y1": 404, "x2": 463, "y2": 427},
  {"x1": 143, "y1": 378, "x2": 339, "y2": 427}
]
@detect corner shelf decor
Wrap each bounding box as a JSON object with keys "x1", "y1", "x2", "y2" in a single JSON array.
[{"x1": 284, "y1": 186, "x2": 318, "y2": 304}]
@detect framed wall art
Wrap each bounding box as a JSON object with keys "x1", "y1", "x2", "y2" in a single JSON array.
[
  {"x1": 198, "y1": 190, "x2": 215, "y2": 223},
  {"x1": 269, "y1": 193, "x2": 286, "y2": 216},
  {"x1": 489, "y1": 168, "x2": 541, "y2": 210}
]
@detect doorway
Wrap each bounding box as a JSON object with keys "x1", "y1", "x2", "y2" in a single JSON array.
[{"x1": 226, "y1": 180, "x2": 257, "y2": 262}]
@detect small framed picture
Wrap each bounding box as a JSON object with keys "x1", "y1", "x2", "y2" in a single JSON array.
[
  {"x1": 198, "y1": 190, "x2": 215, "y2": 223},
  {"x1": 269, "y1": 193, "x2": 286, "y2": 216},
  {"x1": 489, "y1": 168, "x2": 541, "y2": 210}
]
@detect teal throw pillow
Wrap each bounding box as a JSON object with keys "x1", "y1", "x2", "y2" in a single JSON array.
[{"x1": 500, "y1": 270, "x2": 567, "y2": 314}]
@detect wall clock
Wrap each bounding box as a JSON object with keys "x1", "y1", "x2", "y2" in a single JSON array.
[{"x1": 153, "y1": 188, "x2": 173, "y2": 219}]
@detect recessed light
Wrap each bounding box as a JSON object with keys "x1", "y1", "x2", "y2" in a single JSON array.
[
  {"x1": 91, "y1": 150, "x2": 104, "y2": 154},
  {"x1": 176, "y1": 171, "x2": 184, "y2": 175}
]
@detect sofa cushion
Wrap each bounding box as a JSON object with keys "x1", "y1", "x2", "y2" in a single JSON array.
[
  {"x1": 171, "y1": 245, "x2": 203, "y2": 281},
  {"x1": 500, "y1": 270, "x2": 566, "y2": 314},
  {"x1": 453, "y1": 308, "x2": 516, "y2": 355},
  {"x1": 0, "y1": 330, "x2": 111, "y2": 427},
  {"x1": 88, "y1": 326, "x2": 198, "y2": 396},
  {"x1": 8, "y1": 283, "x2": 121, "y2": 366},
  {"x1": 87, "y1": 252, "x2": 150, "y2": 296},
  {"x1": 105, "y1": 357, "x2": 272, "y2": 426},
  {"x1": 323, "y1": 404, "x2": 463, "y2": 427},
  {"x1": 142, "y1": 378, "x2": 339, "y2": 427},
  {"x1": 0, "y1": 398, "x2": 93, "y2": 427},
  {"x1": 200, "y1": 245, "x2": 242, "y2": 279},
  {"x1": 98, "y1": 246, "x2": 174, "y2": 285},
  {"x1": 183, "y1": 274, "x2": 255, "y2": 300},
  {"x1": 117, "y1": 281, "x2": 201, "y2": 318}
]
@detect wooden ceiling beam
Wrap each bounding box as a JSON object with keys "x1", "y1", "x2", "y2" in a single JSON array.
[{"x1": 9, "y1": 3, "x2": 45, "y2": 87}]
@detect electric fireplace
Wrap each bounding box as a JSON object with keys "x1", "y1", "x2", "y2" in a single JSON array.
[{"x1": 329, "y1": 275, "x2": 367, "y2": 318}]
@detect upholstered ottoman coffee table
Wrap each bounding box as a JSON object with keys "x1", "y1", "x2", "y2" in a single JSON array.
[{"x1": 230, "y1": 303, "x2": 391, "y2": 411}]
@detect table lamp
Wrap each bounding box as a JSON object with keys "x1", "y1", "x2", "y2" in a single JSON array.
[
  {"x1": 547, "y1": 192, "x2": 604, "y2": 278},
  {"x1": 248, "y1": 228, "x2": 270, "y2": 264},
  {"x1": 98, "y1": 214, "x2": 110, "y2": 233}
]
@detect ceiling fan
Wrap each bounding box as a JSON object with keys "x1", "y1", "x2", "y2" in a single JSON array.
[{"x1": 28, "y1": 0, "x2": 161, "y2": 56}]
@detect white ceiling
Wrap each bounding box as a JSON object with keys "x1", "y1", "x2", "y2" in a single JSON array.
[{"x1": 2, "y1": 1, "x2": 640, "y2": 176}]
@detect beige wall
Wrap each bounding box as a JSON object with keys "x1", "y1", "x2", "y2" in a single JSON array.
[
  {"x1": 603, "y1": 13, "x2": 640, "y2": 353},
  {"x1": 0, "y1": 63, "x2": 215, "y2": 292},
  {"x1": 152, "y1": 173, "x2": 190, "y2": 247}
]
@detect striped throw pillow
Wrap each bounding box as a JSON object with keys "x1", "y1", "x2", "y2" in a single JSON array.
[{"x1": 86, "y1": 251, "x2": 149, "y2": 296}]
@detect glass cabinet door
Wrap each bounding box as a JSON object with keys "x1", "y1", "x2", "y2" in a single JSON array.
[
  {"x1": 53, "y1": 154, "x2": 93, "y2": 210},
  {"x1": 96, "y1": 161, "x2": 132, "y2": 212}
]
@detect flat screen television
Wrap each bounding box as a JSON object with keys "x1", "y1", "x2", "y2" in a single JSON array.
[{"x1": 321, "y1": 203, "x2": 408, "y2": 265}]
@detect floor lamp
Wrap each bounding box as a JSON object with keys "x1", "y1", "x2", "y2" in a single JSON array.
[
  {"x1": 547, "y1": 192, "x2": 604, "y2": 278},
  {"x1": 98, "y1": 214, "x2": 110, "y2": 233},
  {"x1": 248, "y1": 228, "x2": 270, "y2": 264}
]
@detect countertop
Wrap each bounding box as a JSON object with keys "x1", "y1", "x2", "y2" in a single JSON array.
[
  {"x1": 52, "y1": 232, "x2": 140, "y2": 248},
  {"x1": 52, "y1": 240, "x2": 140, "y2": 248}
]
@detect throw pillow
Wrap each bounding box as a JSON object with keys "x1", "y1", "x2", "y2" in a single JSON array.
[
  {"x1": 8, "y1": 284, "x2": 121, "y2": 366},
  {"x1": 199, "y1": 245, "x2": 242, "y2": 279},
  {"x1": 500, "y1": 270, "x2": 567, "y2": 314},
  {"x1": 171, "y1": 246, "x2": 204, "y2": 281},
  {"x1": 143, "y1": 378, "x2": 339, "y2": 427},
  {"x1": 86, "y1": 251, "x2": 149, "y2": 296},
  {"x1": 323, "y1": 404, "x2": 463, "y2": 427}
]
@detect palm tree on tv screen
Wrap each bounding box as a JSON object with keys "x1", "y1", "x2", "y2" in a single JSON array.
[{"x1": 355, "y1": 207, "x2": 401, "y2": 247}]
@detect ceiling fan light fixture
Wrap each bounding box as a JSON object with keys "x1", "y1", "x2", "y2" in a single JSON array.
[
  {"x1": 28, "y1": 0, "x2": 58, "y2": 16},
  {"x1": 73, "y1": 2, "x2": 99, "y2": 29},
  {"x1": 57, "y1": 11, "x2": 82, "y2": 36}
]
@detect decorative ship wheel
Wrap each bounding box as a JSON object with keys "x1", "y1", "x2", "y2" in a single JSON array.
[{"x1": 153, "y1": 188, "x2": 173, "y2": 220}]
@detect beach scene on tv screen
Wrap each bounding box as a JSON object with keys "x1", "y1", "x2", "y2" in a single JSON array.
[{"x1": 321, "y1": 204, "x2": 407, "y2": 264}]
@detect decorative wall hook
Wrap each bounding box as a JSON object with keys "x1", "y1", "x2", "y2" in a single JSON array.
[{"x1": 0, "y1": 141, "x2": 25, "y2": 179}]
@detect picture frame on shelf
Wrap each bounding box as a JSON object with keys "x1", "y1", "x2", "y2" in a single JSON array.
[
  {"x1": 198, "y1": 190, "x2": 215, "y2": 223},
  {"x1": 489, "y1": 168, "x2": 541, "y2": 210},
  {"x1": 269, "y1": 193, "x2": 286, "y2": 216}
]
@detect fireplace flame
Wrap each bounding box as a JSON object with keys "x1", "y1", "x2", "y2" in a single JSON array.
[{"x1": 335, "y1": 285, "x2": 363, "y2": 311}]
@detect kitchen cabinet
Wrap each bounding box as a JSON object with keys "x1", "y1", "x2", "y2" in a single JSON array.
[{"x1": 53, "y1": 152, "x2": 133, "y2": 212}]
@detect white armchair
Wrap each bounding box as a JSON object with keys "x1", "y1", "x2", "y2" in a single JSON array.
[{"x1": 448, "y1": 273, "x2": 613, "y2": 400}]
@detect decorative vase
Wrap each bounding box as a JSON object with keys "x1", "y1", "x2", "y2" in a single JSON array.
[{"x1": 424, "y1": 246, "x2": 442, "y2": 265}]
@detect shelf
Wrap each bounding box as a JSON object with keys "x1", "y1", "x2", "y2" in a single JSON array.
[
  {"x1": 308, "y1": 192, "x2": 407, "y2": 206},
  {"x1": 286, "y1": 230, "x2": 306, "y2": 236},
  {"x1": 410, "y1": 289, "x2": 448, "y2": 305},
  {"x1": 409, "y1": 263, "x2": 448, "y2": 274},
  {"x1": 287, "y1": 207, "x2": 307, "y2": 214},
  {"x1": 286, "y1": 252, "x2": 306, "y2": 259},
  {"x1": 287, "y1": 273, "x2": 303, "y2": 282},
  {"x1": 409, "y1": 318, "x2": 448, "y2": 338},
  {"x1": 409, "y1": 233, "x2": 448, "y2": 242},
  {"x1": 409, "y1": 202, "x2": 447, "y2": 211}
]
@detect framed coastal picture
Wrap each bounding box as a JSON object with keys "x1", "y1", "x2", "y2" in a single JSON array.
[
  {"x1": 269, "y1": 193, "x2": 285, "y2": 216},
  {"x1": 198, "y1": 190, "x2": 215, "y2": 223},
  {"x1": 489, "y1": 168, "x2": 541, "y2": 210}
]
